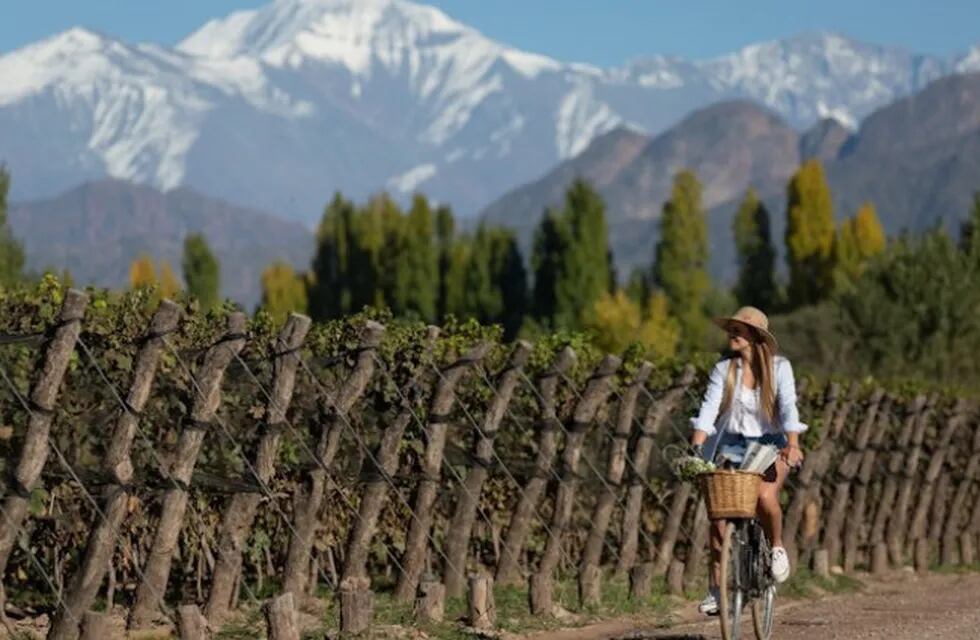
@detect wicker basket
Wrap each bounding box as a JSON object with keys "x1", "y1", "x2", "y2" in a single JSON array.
[{"x1": 699, "y1": 469, "x2": 763, "y2": 519}]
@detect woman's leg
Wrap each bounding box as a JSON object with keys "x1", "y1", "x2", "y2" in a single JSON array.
[{"x1": 757, "y1": 459, "x2": 790, "y2": 547}]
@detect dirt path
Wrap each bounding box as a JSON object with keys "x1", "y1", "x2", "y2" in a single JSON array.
[{"x1": 524, "y1": 571, "x2": 980, "y2": 640}]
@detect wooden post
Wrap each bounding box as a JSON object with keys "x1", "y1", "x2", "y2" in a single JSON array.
[
  {"x1": 813, "y1": 549, "x2": 830, "y2": 579},
  {"x1": 467, "y1": 575, "x2": 496, "y2": 630},
  {"x1": 339, "y1": 576, "x2": 374, "y2": 634},
  {"x1": 942, "y1": 413, "x2": 980, "y2": 565},
  {"x1": 578, "y1": 562, "x2": 602, "y2": 607},
  {"x1": 128, "y1": 312, "x2": 248, "y2": 629},
  {"x1": 653, "y1": 484, "x2": 693, "y2": 576},
  {"x1": 443, "y1": 342, "x2": 531, "y2": 598},
  {"x1": 869, "y1": 396, "x2": 926, "y2": 552},
  {"x1": 530, "y1": 355, "x2": 620, "y2": 613},
  {"x1": 205, "y1": 314, "x2": 312, "y2": 623},
  {"x1": 914, "y1": 538, "x2": 930, "y2": 573},
  {"x1": 265, "y1": 593, "x2": 300, "y2": 640},
  {"x1": 618, "y1": 366, "x2": 696, "y2": 576},
  {"x1": 393, "y1": 343, "x2": 492, "y2": 602},
  {"x1": 886, "y1": 394, "x2": 938, "y2": 566},
  {"x1": 629, "y1": 562, "x2": 654, "y2": 600},
  {"x1": 414, "y1": 578, "x2": 445, "y2": 622},
  {"x1": 960, "y1": 532, "x2": 975, "y2": 565},
  {"x1": 823, "y1": 389, "x2": 885, "y2": 570},
  {"x1": 580, "y1": 362, "x2": 653, "y2": 580},
  {"x1": 666, "y1": 559, "x2": 685, "y2": 596},
  {"x1": 844, "y1": 394, "x2": 892, "y2": 573},
  {"x1": 282, "y1": 322, "x2": 385, "y2": 600},
  {"x1": 496, "y1": 347, "x2": 576, "y2": 586},
  {"x1": 529, "y1": 571, "x2": 553, "y2": 616},
  {"x1": 683, "y1": 500, "x2": 710, "y2": 585},
  {"x1": 177, "y1": 604, "x2": 209, "y2": 640},
  {"x1": 342, "y1": 327, "x2": 441, "y2": 584},
  {"x1": 48, "y1": 300, "x2": 180, "y2": 640},
  {"x1": 870, "y1": 543, "x2": 889, "y2": 576},
  {"x1": 78, "y1": 611, "x2": 111, "y2": 640},
  {"x1": 0, "y1": 289, "x2": 88, "y2": 581}
]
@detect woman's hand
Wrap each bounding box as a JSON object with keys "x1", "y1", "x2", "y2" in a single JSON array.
[{"x1": 780, "y1": 445, "x2": 804, "y2": 468}]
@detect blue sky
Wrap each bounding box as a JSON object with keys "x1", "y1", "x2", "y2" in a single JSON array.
[{"x1": 2, "y1": 0, "x2": 978, "y2": 64}]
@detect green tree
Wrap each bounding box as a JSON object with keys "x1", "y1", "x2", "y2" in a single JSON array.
[
  {"x1": 460, "y1": 226, "x2": 527, "y2": 339},
  {"x1": 732, "y1": 188, "x2": 777, "y2": 310},
  {"x1": 0, "y1": 167, "x2": 25, "y2": 287},
  {"x1": 308, "y1": 193, "x2": 356, "y2": 320},
  {"x1": 393, "y1": 194, "x2": 437, "y2": 320},
  {"x1": 652, "y1": 170, "x2": 711, "y2": 351},
  {"x1": 260, "y1": 261, "x2": 309, "y2": 323},
  {"x1": 833, "y1": 201, "x2": 886, "y2": 286},
  {"x1": 785, "y1": 159, "x2": 835, "y2": 307},
  {"x1": 182, "y1": 233, "x2": 220, "y2": 310},
  {"x1": 530, "y1": 208, "x2": 570, "y2": 328},
  {"x1": 435, "y1": 205, "x2": 456, "y2": 323},
  {"x1": 960, "y1": 192, "x2": 980, "y2": 261}
]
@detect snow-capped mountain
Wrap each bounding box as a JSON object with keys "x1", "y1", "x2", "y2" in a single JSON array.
[{"x1": 1, "y1": 0, "x2": 977, "y2": 223}]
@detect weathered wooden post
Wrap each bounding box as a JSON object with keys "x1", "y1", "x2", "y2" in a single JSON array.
[
  {"x1": 529, "y1": 355, "x2": 620, "y2": 615},
  {"x1": 177, "y1": 604, "x2": 209, "y2": 640},
  {"x1": 342, "y1": 327, "x2": 440, "y2": 586},
  {"x1": 629, "y1": 562, "x2": 654, "y2": 600},
  {"x1": 467, "y1": 574, "x2": 496, "y2": 630},
  {"x1": 205, "y1": 314, "x2": 312, "y2": 623},
  {"x1": 578, "y1": 361, "x2": 653, "y2": 605},
  {"x1": 0, "y1": 289, "x2": 88, "y2": 582},
  {"x1": 393, "y1": 342, "x2": 492, "y2": 602},
  {"x1": 683, "y1": 501, "x2": 710, "y2": 587},
  {"x1": 339, "y1": 576, "x2": 373, "y2": 634},
  {"x1": 282, "y1": 322, "x2": 384, "y2": 600},
  {"x1": 443, "y1": 341, "x2": 531, "y2": 598},
  {"x1": 414, "y1": 577, "x2": 446, "y2": 622},
  {"x1": 495, "y1": 347, "x2": 576, "y2": 586},
  {"x1": 265, "y1": 593, "x2": 300, "y2": 640},
  {"x1": 844, "y1": 394, "x2": 892, "y2": 573},
  {"x1": 620, "y1": 366, "x2": 697, "y2": 576},
  {"x1": 129, "y1": 312, "x2": 248, "y2": 629},
  {"x1": 78, "y1": 611, "x2": 111, "y2": 640},
  {"x1": 49, "y1": 300, "x2": 180, "y2": 640}
]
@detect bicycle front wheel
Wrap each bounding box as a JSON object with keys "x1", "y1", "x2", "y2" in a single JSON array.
[
  {"x1": 752, "y1": 585, "x2": 775, "y2": 640},
  {"x1": 718, "y1": 521, "x2": 744, "y2": 640}
]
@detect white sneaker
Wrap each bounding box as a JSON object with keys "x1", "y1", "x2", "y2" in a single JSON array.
[
  {"x1": 698, "y1": 588, "x2": 719, "y2": 615},
  {"x1": 772, "y1": 546, "x2": 790, "y2": 583}
]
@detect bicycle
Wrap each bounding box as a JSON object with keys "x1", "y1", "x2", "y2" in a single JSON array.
[{"x1": 700, "y1": 469, "x2": 776, "y2": 640}]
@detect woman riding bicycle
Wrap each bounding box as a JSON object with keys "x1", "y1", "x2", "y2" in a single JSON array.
[{"x1": 688, "y1": 306, "x2": 806, "y2": 615}]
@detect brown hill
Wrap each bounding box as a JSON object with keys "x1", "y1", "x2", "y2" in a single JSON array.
[{"x1": 9, "y1": 180, "x2": 314, "y2": 307}]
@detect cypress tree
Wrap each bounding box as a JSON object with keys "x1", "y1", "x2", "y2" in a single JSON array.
[
  {"x1": 435, "y1": 205, "x2": 456, "y2": 323},
  {"x1": 530, "y1": 208, "x2": 570, "y2": 328},
  {"x1": 182, "y1": 233, "x2": 220, "y2": 310},
  {"x1": 461, "y1": 226, "x2": 527, "y2": 339},
  {"x1": 732, "y1": 188, "x2": 777, "y2": 310},
  {"x1": 785, "y1": 159, "x2": 835, "y2": 307},
  {"x1": 652, "y1": 169, "x2": 710, "y2": 351},
  {"x1": 0, "y1": 167, "x2": 25, "y2": 288},
  {"x1": 560, "y1": 179, "x2": 610, "y2": 324},
  {"x1": 260, "y1": 261, "x2": 309, "y2": 323}
]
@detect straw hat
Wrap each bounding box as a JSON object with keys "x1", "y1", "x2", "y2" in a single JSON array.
[{"x1": 713, "y1": 306, "x2": 778, "y2": 351}]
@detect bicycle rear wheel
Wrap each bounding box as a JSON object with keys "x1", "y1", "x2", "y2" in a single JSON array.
[
  {"x1": 751, "y1": 523, "x2": 775, "y2": 640},
  {"x1": 718, "y1": 521, "x2": 744, "y2": 640}
]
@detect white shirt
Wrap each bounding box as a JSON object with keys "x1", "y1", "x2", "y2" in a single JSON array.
[{"x1": 690, "y1": 356, "x2": 808, "y2": 437}]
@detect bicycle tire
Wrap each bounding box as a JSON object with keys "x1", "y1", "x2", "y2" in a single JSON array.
[
  {"x1": 752, "y1": 585, "x2": 775, "y2": 640},
  {"x1": 718, "y1": 521, "x2": 744, "y2": 640}
]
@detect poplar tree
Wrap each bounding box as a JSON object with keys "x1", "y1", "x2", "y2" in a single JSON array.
[
  {"x1": 732, "y1": 188, "x2": 777, "y2": 310},
  {"x1": 652, "y1": 169, "x2": 710, "y2": 351},
  {"x1": 0, "y1": 167, "x2": 25, "y2": 287},
  {"x1": 785, "y1": 159, "x2": 835, "y2": 307},
  {"x1": 308, "y1": 193, "x2": 356, "y2": 320},
  {"x1": 394, "y1": 194, "x2": 437, "y2": 321},
  {"x1": 260, "y1": 261, "x2": 308, "y2": 323},
  {"x1": 833, "y1": 201, "x2": 886, "y2": 286},
  {"x1": 182, "y1": 233, "x2": 220, "y2": 310}
]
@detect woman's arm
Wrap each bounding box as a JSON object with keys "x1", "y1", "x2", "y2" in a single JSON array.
[
  {"x1": 690, "y1": 361, "x2": 726, "y2": 445},
  {"x1": 776, "y1": 358, "x2": 807, "y2": 465}
]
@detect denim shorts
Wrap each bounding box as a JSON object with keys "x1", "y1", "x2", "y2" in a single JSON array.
[{"x1": 714, "y1": 432, "x2": 788, "y2": 477}]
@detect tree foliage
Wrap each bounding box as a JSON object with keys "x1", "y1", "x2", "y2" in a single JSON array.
[
  {"x1": 182, "y1": 233, "x2": 221, "y2": 311},
  {"x1": 585, "y1": 289, "x2": 680, "y2": 359},
  {"x1": 0, "y1": 167, "x2": 25, "y2": 288},
  {"x1": 652, "y1": 170, "x2": 711, "y2": 351},
  {"x1": 785, "y1": 159, "x2": 835, "y2": 307},
  {"x1": 732, "y1": 188, "x2": 777, "y2": 310},
  {"x1": 260, "y1": 261, "x2": 308, "y2": 323}
]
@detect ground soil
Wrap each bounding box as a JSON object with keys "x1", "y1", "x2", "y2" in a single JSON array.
[{"x1": 522, "y1": 570, "x2": 980, "y2": 640}]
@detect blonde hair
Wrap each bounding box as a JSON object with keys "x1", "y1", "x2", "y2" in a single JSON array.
[{"x1": 719, "y1": 338, "x2": 777, "y2": 423}]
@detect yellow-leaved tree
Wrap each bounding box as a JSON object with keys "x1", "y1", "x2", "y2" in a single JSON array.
[
  {"x1": 129, "y1": 254, "x2": 157, "y2": 289},
  {"x1": 260, "y1": 261, "x2": 309, "y2": 323},
  {"x1": 585, "y1": 290, "x2": 680, "y2": 359},
  {"x1": 833, "y1": 201, "x2": 886, "y2": 286}
]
